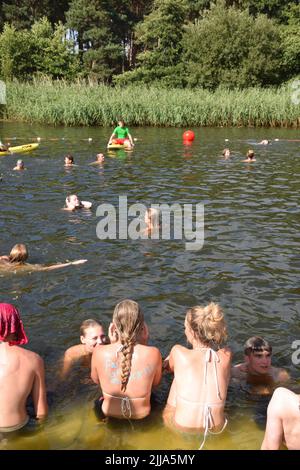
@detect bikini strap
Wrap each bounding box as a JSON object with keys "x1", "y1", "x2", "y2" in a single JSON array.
[{"x1": 203, "y1": 348, "x2": 221, "y2": 401}]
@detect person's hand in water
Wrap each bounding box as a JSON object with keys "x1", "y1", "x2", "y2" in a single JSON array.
[{"x1": 71, "y1": 259, "x2": 88, "y2": 265}]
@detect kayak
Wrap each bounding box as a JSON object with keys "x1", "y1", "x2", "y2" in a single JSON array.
[
  {"x1": 107, "y1": 142, "x2": 125, "y2": 150},
  {"x1": 0, "y1": 143, "x2": 39, "y2": 156}
]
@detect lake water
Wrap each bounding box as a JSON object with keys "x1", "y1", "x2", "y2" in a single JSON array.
[{"x1": 0, "y1": 122, "x2": 299, "y2": 450}]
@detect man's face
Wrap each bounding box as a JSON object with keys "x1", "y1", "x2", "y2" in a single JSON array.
[{"x1": 246, "y1": 350, "x2": 272, "y2": 375}]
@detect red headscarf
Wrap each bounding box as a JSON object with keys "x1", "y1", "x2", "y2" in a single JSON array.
[{"x1": 0, "y1": 303, "x2": 28, "y2": 346}]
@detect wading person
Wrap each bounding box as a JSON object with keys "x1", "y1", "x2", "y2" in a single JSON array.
[
  {"x1": 163, "y1": 302, "x2": 231, "y2": 449},
  {"x1": 91, "y1": 299, "x2": 162, "y2": 420},
  {"x1": 61, "y1": 319, "x2": 109, "y2": 378},
  {"x1": 261, "y1": 387, "x2": 300, "y2": 450},
  {"x1": 0, "y1": 303, "x2": 48, "y2": 435},
  {"x1": 231, "y1": 336, "x2": 289, "y2": 395}
]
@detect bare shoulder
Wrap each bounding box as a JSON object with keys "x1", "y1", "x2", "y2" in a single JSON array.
[
  {"x1": 218, "y1": 346, "x2": 232, "y2": 360},
  {"x1": 20, "y1": 348, "x2": 44, "y2": 366},
  {"x1": 64, "y1": 344, "x2": 83, "y2": 361},
  {"x1": 231, "y1": 362, "x2": 247, "y2": 379},
  {"x1": 145, "y1": 345, "x2": 162, "y2": 361},
  {"x1": 269, "y1": 387, "x2": 298, "y2": 418},
  {"x1": 274, "y1": 367, "x2": 290, "y2": 383}
]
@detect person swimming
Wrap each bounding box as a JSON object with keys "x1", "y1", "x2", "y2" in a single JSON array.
[
  {"x1": 243, "y1": 150, "x2": 256, "y2": 162},
  {"x1": 13, "y1": 160, "x2": 25, "y2": 171},
  {"x1": 222, "y1": 149, "x2": 231, "y2": 159},
  {"x1": 64, "y1": 195, "x2": 92, "y2": 211},
  {"x1": 64, "y1": 154, "x2": 75, "y2": 167},
  {"x1": 0, "y1": 243, "x2": 87, "y2": 272},
  {"x1": 89, "y1": 153, "x2": 105, "y2": 165}
]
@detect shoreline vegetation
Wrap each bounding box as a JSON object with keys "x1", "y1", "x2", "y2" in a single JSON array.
[{"x1": 1, "y1": 79, "x2": 299, "y2": 128}]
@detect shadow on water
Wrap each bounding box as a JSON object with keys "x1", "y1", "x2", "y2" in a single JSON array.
[{"x1": 0, "y1": 123, "x2": 299, "y2": 449}]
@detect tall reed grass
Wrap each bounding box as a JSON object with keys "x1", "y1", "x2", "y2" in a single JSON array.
[{"x1": 3, "y1": 78, "x2": 300, "y2": 127}]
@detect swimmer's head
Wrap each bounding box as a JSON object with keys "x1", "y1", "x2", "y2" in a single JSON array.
[
  {"x1": 64, "y1": 154, "x2": 74, "y2": 165},
  {"x1": 80, "y1": 319, "x2": 108, "y2": 352},
  {"x1": 185, "y1": 302, "x2": 227, "y2": 347},
  {"x1": 65, "y1": 194, "x2": 81, "y2": 208},
  {"x1": 9, "y1": 244, "x2": 28, "y2": 264},
  {"x1": 16, "y1": 159, "x2": 24, "y2": 169},
  {"x1": 222, "y1": 148, "x2": 230, "y2": 158},
  {"x1": 244, "y1": 337, "x2": 272, "y2": 375},
  {"x1": 112, "y1": 299, "x2": 144, "y2": 392},
  {"x1": 96, "y1": 153, "x2": 105, "y2": 162},
  {"x1": 247, "y1": 149, "x2": 255, "y2": 159}
]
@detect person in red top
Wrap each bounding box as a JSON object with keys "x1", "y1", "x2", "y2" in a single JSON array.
[{"x1": 0, "y1": 303, "x2": 48, "y2": 434}]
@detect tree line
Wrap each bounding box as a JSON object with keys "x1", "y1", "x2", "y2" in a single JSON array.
[{"x1": 0, "y1": 0, "x2": 299, "y2": 89}]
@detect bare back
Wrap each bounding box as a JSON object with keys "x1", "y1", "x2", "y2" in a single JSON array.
[
  {"x1": 91, "y1": 342, "x2": 162, "y2": 419},
  {"x1": 0, "y1": 344, "x2": 47, "y2": 428},
  {"x1": 167, "y1": 345, "x2": 231, "y2": 431},
  {"x1": 262, "y1": 387, "x2": 300, "y2": 450}
]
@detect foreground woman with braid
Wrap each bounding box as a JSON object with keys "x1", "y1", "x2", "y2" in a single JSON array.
[
  {"x1": 163, "y1": 303, "x2": 231, "y2": 449},
  {"x1": 91, "y1": 299, "x2": 162, "y2": 419}
]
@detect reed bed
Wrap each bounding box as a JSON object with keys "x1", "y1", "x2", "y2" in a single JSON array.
[{"x1": 3, "y1": 78, "x2": 300, "y2": 127}]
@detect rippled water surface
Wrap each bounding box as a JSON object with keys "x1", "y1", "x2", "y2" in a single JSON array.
[{"x1": 0, "y1": 123, "x2": 299, "y2": 450}]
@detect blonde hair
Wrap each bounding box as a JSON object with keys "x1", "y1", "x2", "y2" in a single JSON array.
[
  {"x1": 113, "y1": 299, "x2": 144, "y2": 392},
  {"x1": 247, "y1": 149, "x2": 255, "y2": 159},
  {"x1": 80, "y1": 319, "x2": 102, "y2": 337},
  {"x1": 186, "y1": 302, "x2": 227, "y2": 347},
  {"x1": 9, "y1": 244, "x2": 28, "y2": 263}
]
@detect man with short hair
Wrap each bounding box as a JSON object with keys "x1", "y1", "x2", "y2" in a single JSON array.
[
  {"x1": 261, "y1": 387, "x2": 300, "y2": 450},
  {"x1": 231, "y1": 336, "x2": 289, "y2": 394},
  {"x1": 0, "y1": 303, "x2": 48, "y2": 434}
]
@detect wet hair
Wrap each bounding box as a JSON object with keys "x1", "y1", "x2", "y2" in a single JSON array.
[
  {"x1": 80, "y1": 319, "x2": 103, "y2": 337},
  {"x1": 9, "y1": 244, "x2": 28, "y2": 263},
  {"x1": 244, "y1": 336, "x2": 272, "y2": 356},
  {"x1": 65, "y1": 154, "x2": 74, "y2": 163},
  {"x1": 65, "y1": 194, "x2": 80, "y2": 206},
  {"x1": 247, "y1": 149, "x2": 255, "y2": 159},
  {"x1": 113, "y1": 299, "x2": 144, "y2": 392},
  {"x1": 185, "y1": 302, "x2": 227, "y2": 347}
]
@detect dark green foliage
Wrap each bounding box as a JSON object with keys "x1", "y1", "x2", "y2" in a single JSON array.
[
  {"x1": 0, "y1": 19, "x2": 79, "y2": 81},
  {"x1": 183, "y1": 0, "x2": 283, "y2": 89}
]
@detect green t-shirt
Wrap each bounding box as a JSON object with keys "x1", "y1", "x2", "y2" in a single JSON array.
[{"x1": 113, "y1": 126, "x2": 129, "y2": 139}]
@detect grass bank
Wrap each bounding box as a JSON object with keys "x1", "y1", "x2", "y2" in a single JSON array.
[{"x1": 3, "y1": 79, "x2": 300, "y2": 127}]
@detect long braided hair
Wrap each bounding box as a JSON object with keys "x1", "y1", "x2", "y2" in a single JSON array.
[{"x1": 113, "y1": 299, "x2": 144, "y2": 392}]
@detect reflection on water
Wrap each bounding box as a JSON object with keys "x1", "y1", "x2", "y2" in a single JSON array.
[{"x1": 0, "y1": 123, "x2": 299, "y2": 449}]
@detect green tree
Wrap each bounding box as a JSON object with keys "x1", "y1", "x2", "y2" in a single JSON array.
[
  {"x1": 1, "y1": 1, "x2": 51, "y2": 30},
  {"x1": 0, "y1": 1, "x2": 71, "y2": 30},
  {"x1": 115, "y1": 0, "x2": 188, "y2": 87},
  {"x1": 0, "y1": 18, "x2": 79, "y2": 81},
  {"x1": 183, "y1": 0, "x2": 283, "y2": 89},
  {"x1": 67, "y1": 0, "x2": 153, "y2": 81},
  {"x1": 280, "y1": 4, "x2": 300, "y2": 77}
]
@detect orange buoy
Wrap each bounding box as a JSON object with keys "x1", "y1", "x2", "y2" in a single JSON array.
[{"x1": 183, "y1": 130, "x2": 195, "y2": 142}]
